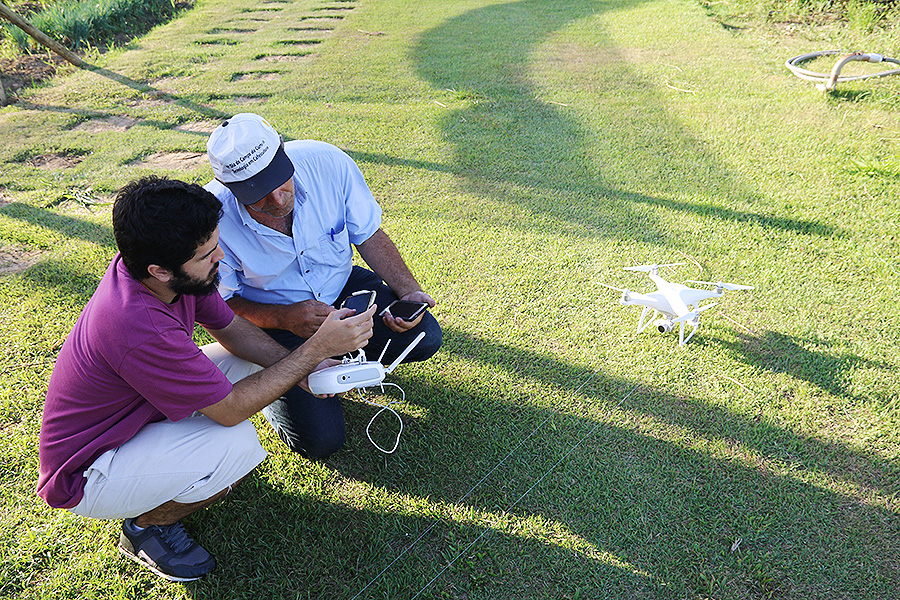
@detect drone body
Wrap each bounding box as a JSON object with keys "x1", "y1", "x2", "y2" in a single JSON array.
[{"x1": 606, "y1": 263, "x2": 752, "y2": 346}]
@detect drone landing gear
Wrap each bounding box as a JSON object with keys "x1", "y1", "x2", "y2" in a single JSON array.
[
  {"x1": 637, "y1": 307, "x2": 701, "y2": 346},
  {"x1": 636, "y1": 307, "x2": 656, "y2": 334},
  {"x1": 678, "y1": 320, "x2": 699, "y2": 346}
]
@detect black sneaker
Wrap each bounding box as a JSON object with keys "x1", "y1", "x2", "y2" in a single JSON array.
[{"x1": 119, "y1": 518, "x2": 215, "y2": 581}]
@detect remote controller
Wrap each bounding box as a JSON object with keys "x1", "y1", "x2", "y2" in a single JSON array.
[{"x1": 308, "y1": 331, "x2": 426, "y2": 395}]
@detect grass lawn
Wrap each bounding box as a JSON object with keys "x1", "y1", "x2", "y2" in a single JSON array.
[{"x1": 1, "y1": 0, "x2": 898, "y2": 598}]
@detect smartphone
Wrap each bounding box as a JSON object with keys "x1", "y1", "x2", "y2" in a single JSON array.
[
  {"x1": 380, "y1": 300, "x2": 428, "y2": 322},
  {"x1": 340, "y1": 290, "x2": 376, "y2": 315}
]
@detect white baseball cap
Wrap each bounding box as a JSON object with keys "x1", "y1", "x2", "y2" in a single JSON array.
[{"x1": 206, "y1": 113, "x2": 295, "y2": 205}]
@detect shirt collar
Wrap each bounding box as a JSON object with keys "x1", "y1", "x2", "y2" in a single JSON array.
[{"x1": 235, "y1": 174, "x2": 307, "y2": 232}]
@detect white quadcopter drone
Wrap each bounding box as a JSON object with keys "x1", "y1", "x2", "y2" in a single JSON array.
[{"x1": 603, "y1": 263, "x2": 753, "y2": 346}]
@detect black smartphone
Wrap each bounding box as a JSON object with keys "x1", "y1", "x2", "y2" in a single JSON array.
[
  {"x1": 380, "y1": 300, "x2": 428, "y2": 321},
  {"x1": 340, "y1": 290, "x2": 376, "y2": 315}
]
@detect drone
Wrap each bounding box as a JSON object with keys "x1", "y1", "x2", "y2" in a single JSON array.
[{"x1": 602, "y1": 263, "x2": 753, "y2": 346}]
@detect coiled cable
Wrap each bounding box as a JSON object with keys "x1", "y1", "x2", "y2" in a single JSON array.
[{"x1": 785, "y1": 50, "x2": 900, "y2": 91}]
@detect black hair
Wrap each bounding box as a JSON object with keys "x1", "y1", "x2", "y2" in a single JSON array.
[{"x1": 112, "y1": 176, "x2": 223, "y2": 280}]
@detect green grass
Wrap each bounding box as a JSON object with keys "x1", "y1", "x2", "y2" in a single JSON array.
[
  {"x1": 1, "y1": 0, "x2": 899, "y2": 598},
  {"x1": 2, "y1": 0, "x2": 183, "y2": 54}
]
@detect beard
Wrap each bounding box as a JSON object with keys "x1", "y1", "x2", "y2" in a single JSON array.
[{"x1": 169, "y1": 264, "x2": 221, "y2": 297}]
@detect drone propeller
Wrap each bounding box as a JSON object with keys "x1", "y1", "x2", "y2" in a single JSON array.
[
  {"x1": 684, "y1": 280, "x2": 754, "y2": 291},
  {"x1": 672, "y1": 303, "x2": 718, "y2": 323},
  {"x1": 624, "y1": 262, "x2": 687, "y2": 273}
]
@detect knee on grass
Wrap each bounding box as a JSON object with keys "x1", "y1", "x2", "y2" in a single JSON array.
[{"x1": 277, "y1": 427, "x2": 346, "y2": 459}]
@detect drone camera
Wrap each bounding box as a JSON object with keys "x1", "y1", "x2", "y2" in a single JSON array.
[{"x1": 654, "y1": 319, "x2": 674, "y2": 333}]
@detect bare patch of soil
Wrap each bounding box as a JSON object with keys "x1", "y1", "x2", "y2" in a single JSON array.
[
  {"x1": 232, "y1": 72, "x2": 281, "y2": 82},
  {"x1": 29, "y1": 153, "x2": 84, "y2": 169},
  {"x1": 151, "y1": 76, "x2": 189, "y2": 91},
  {"x1": 131, "y1": 151, "x2": 207, "y2": 169},
  {"x1": 256, "y1": 54, "x2": 314, "y2": 63},
  {"x1": 73, "y1": 116, "x2": 141, "y2": 133},
  {"x1": 0, "y1": 54, "x2": 66, "y2": 103},
  {"x1": 125, "y1": 98, "x2": 175, "y2": 110},
  {"x1": 0, "y1": 244, "x2": 45, "y2": 275},
  {"x1": 231, "y1": 96, "x2": 268, "y2": 105}
]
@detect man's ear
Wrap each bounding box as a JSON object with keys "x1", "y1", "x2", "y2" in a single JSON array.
[{"x1": 147, "y1": 264, "x2": 173, "y2": 283}]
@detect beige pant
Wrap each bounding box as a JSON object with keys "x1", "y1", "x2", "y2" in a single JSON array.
[{"x1": 70, "y1": 344, "x2": 265, "y2": 520}]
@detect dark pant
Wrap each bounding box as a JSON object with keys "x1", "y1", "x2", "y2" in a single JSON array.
[{"x1": 261, "y1": 266, "x2": 442, "y2": 458}]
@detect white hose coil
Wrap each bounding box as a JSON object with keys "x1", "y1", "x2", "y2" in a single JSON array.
[{"x1": 785, "y1": 50, "x2": 900, "y2": 91}]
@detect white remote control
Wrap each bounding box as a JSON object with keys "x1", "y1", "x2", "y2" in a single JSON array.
[{"x1": 308, "y1": 331, "x2": 426, "y2": 395}]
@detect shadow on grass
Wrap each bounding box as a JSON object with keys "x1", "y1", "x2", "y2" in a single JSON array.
[
  {"x1": 321, "y1": 326, "x2": 897, "y2": 597},
  {"x1": 724, "y1": 329, "x2": 892, "y2": 402},
  {"x1": 0, "y1": 201, "x2": 114, "y2": 249},
  {"x1": 184, "y1": 472, "x2": 667, "y2": 599},
  {"x1": 172, "y1": 326, "x2": 899, "y2": 599},
  {"x1": 13, "y1": 64, "x2": 233, "y2": 133},
  {"x1": 348, "y1": 150, "x2": 837, "y2": 241},
  {"x1": 403, "y1": 0, "x2": 839, "y2": 242},
  {"x1": 21, "y1": 257, "x2": 103, "y2": 306}
]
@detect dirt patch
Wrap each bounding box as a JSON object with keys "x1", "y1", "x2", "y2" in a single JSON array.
[
  {"x1": 0, "y1": 245, "x2": 45, "y2": 275},
  {"x1": 151, "y1": 76, "x2": 189, "y2": 91},
  {"x1": 73, "y1": 116, "x2": 141, "y2": 133},
  {"x1": 173, "y1": 120, "x2": 220, "y2": 133},
  {"x1": 132, "y1": 151, "x2": 207, "y2": 169},
  {"x1": 126, "y1": 98, "x2": 175, "y2": 110},
  {"x1": 256, "y1": 54, "x2": 314, "y2": 63},
  {"x1": 231, "y1": 96, "x2": 268, "y2": 105},
  {"x1": 29, "y1": 153, "x2": 84, "y2": 169},
  {"x1": 232, "y1": 72, "x2": 281, "y2": 81},
  {"x1": 0, "y1": 54, "x2": 66, "y2": 103}
]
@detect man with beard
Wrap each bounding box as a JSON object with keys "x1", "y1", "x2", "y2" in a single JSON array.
[{"x1": 36, "y1": 176, "x2": 375, "y2": 581}]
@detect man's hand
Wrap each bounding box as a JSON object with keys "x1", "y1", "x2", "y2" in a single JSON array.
[
  {"x1": 382, "y1": 291, "x2": 436, "y2": 333},
  {"x1": 283, "y1": 299, "x2": 335, "y2": 338},
  {"x1": 307, "y1": 304, "x2": 376, "y2": 358},
  {"x1": 299, "y1": 358, "x2": 342, "y2": 398},
  {"x1": 201, "y1": 307, "x2": 375, "y2": 427}
]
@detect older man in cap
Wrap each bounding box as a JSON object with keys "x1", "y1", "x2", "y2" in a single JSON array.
[{"x1": 205, "y1": 113, "x2": 442, "y2": 458}]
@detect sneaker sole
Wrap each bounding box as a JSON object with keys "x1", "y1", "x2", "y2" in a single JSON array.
[{"x1": 118, "y1": 545, "x2": 204, "y2": 582}]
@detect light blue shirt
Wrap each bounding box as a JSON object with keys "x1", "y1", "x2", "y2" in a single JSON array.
[{"x1": 206, "y1": 140, "x2": 382, "y2": 306}]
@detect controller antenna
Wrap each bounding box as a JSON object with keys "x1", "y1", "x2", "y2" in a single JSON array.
[
  {"x1": 385, "y1": 332, "x2": 426, "y2": 374},
  {"x1": 377, "y1": 339, "x2": 391, "y2": 364}
]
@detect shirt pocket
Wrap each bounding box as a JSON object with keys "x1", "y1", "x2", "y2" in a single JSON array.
[{"x1": 316, "y1": 220, "x2": 349, "y2": 267}]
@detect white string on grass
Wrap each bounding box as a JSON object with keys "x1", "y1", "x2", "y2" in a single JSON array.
[
  {"x1": 408, "y1": 384, "x2": 638, "y2": 599},
  {"x1": 356, "y1": 383, "x2": 405, "y2": 455},
  {"x1": 351, "y1": 375, "x2": 637, "y2": 599}
]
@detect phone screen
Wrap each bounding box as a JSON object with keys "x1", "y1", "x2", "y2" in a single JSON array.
[
  {"x1": 342, "y1": 291, "x2": 375, "y2": 314},
  {"x1": 384, "y1": 300, "x2": 427, "y2": 321}
]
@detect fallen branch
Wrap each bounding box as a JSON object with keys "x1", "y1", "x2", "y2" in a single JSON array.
[{"x1": 0, "y1": 3, "x2": 85, "y2": 68}]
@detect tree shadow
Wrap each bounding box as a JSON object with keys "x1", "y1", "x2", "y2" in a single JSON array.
[
  {"x1": 406, "y1": 0, "x2": 838, "y2": 242},
  {"x1": 313, "y1": 325, "x2": 898, "y2": 597},
  {"x1": 20, "y1": 257, "x2": 102, "y2": 306},
  {"x1": 0, "y1": 200, "x2": 114, "y2": 248},
  {"x1": 9, "y1": 63, "x2": 234, "y2": 131},
  {"x1": 723, "y1": 329, "x2": 892, "y2": 402},
  {"x1": 181, "y1": 471, "x2": 669, "y2": 599}
]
